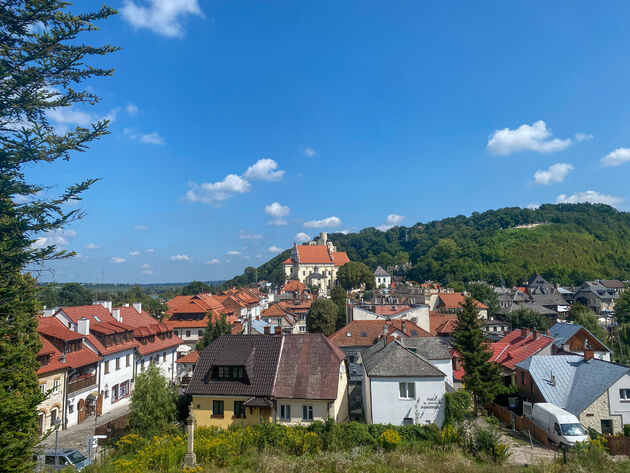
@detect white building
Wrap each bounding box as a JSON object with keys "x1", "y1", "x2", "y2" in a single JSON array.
[
  {"x1": 362, "y1": 339, "x2": 447, "y2": 426},
  {"x1": 349, "y1": 303, "x2": 431, "y2": 334},
  {"x1": 374, "y1": 266, "x2": 391, "y2": 288},
  {"x1": 54, "y1": 304, "x2": 138, "y2": 416}
]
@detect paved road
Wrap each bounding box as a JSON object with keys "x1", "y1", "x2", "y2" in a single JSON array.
[{"x1": 38, "y1": 404, "x2": 130, "y2": 452}]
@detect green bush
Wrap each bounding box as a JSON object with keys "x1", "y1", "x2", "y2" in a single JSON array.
[
  {"x1": 397, "y1": 423, "x2": 440, "y2": 443},
  {"x1": 378, "y1": 429, "x2": 401, "y2": 451},
  {"x1": 462, "y1": 426, "x2": 510, "y2": 464},
  {"x1": 624, "y1": 424, "x2": 630, "y2": 437},
  {"x1": 337, "y1": 422, "x2": 376, "y2": 449},
  {"x1": 444, "y1": 390, "x2": 472, "y2": 425}
]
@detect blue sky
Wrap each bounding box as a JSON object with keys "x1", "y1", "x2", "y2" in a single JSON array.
[{"x1": 29, "y1": 0, "x2": 630, "y2": 283}]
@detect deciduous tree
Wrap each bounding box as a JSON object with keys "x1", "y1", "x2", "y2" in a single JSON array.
[
  {"x1": 567, "y1": 304, "x2": 609, "y2": 345},
  {"x1": 306, "y1": 299, "x2": 339, "y2": 336},
  {"x1": 338, "y1": 262, "x2": 375, "y2": 291},
  {"x1": 130, "y1": 364, "x2": 177, "y2": 438},
  {"x1": 197, "y1": 314, "x2": 232, "y2": 351},
  {"x1": 505, "y1": 307, "x2": 548, "y2": 331}
]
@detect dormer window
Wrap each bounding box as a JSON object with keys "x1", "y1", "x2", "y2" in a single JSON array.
[{"x1": 212, "y1": 366, "x2": 245, "y2": 380}]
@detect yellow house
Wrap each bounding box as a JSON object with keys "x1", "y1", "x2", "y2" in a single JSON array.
[
  {"x1": 36, "y1": 336, "x2": 68, "y2": 434},
  {"x1": 187, "y1": 333, "x2": 349, "y2": 428}
]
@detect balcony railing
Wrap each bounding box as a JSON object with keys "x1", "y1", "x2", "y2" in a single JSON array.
[{"x1": 68, "y1": 375, "x2": 97, "y2": 394}]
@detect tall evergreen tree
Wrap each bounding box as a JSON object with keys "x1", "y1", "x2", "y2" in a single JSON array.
[
  {"x1": 451, "y1": 296, "x2": 508, "y2": 414},
  {"x1": 197, "y1": 314, "x2": 232, "y2": 351},
  {"x1": 0, "y1": 2, "x2": 117, "y2": 471}
]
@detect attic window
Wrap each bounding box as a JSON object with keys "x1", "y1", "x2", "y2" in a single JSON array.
[
  {"x1": 361, "y1": 332, "x2": 367, "y2": 337},
  {"x1": 346, "y1": 332, "x2": 352, "y2": 337},
  {"x1": 213, "y1": 366, "x2": 245, "y2": 380},
  {"x1": 411, "y1": 330, "x2": 418, "y2": 336}
]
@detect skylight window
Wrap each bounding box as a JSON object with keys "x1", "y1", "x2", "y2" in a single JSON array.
[{"x1": 93, "y1": 316, "x2": 101, "y2": 322}]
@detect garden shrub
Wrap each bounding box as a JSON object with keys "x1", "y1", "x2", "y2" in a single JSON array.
[
  {"x1": 438, "y1": 424, "x2": 459, "y2": 446},
  {"x1": 397, "y1": 423, "x2": 440, "y2": 443},
  {"x1": 444, "y1": 390, "x2": 472, "y2": 425},
  {"x1": 338, "y1": 421, "x2": 376, "y2": 449},
  {"x1": 624, "y1": 424, "x2": 630, "y2": 437},
  {"x1": 378, "y1": 429, "x2": 401, "y2": 451},
  {"x1": 462, "y1": 426, "x2": 510, "y2": 464}
]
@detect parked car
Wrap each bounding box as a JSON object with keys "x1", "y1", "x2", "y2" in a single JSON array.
[
  {"x1": 527, "y1": 402, "x2": 589, "y2": 446},
  {"x1": 34, "y1": 449, "x2": 91, "y2": 471}
]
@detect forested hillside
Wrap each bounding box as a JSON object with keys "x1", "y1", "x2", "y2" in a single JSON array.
[{"x1": 227, "y1": 204, "x2": 630, "y2": 287}]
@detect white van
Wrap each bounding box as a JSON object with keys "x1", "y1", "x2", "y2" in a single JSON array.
[{"x1": 527, "y1": 402, "x2": 589, "y2": 446}]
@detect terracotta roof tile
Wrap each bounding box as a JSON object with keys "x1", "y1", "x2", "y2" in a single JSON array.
[
  {"x1": 329, "y1": 319, "x2": 431, "y2": 347},
  {"x1": 282, "y1": 245, "x2": 350, "y2": 266},
  {"x1": 37, "y1": 316, "x2": 83, "y2": 341},
  {"x1": 176, "y1": 351, "x2": 199, "y2": 364},
  {"x1": 436, "y1": 293, "x2": 488, "y2": 310}
]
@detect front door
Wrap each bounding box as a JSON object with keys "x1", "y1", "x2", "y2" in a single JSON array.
[
  {"x1": 78, "y1": 398, "x2": 86, "y2": 424},
  {"x1": 601, "y1": 419, "x2": 613, "y2": 435},
  {"x1": 96, "y1": 393, "x2": 103, "y2": 416}
]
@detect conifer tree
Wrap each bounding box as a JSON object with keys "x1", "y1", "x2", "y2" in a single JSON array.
[
  {"x1": 451, "y1": 296, "x2": 508, "y2": 414},
  {"x1": 0, "y1": 2, "x2": 117, "y2": 470}
]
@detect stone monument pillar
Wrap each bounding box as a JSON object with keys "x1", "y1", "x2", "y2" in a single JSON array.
[{"x1": 184, "y1": 403, "x2": 196, "y2": 467}]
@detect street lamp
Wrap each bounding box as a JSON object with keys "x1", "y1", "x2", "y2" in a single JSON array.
[{"x1": 53, "y1": 418, "x2": 61, "y2": 470}]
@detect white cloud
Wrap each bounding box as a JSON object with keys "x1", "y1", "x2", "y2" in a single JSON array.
[
  {"x1": 487, "y1": 120, "x2": 571, "y2": 156},
  {"x1": 142, "y1": 263, "x2": 153, "y2": 269},
  {"x1": 556, "y1": 190, "x2": 624, "y2": 206},
  {"x1": 256, "y1": 254, "x2": 263, "y2": 258},
  {"x1": 121, "y1": 0, "x2": 203, "y2": 38},
  {"x1": 84, "y1": 243, "x2": 99, "y2": 250},
  {"x1": 133, "y1": 225, "x2": 148, "y2": 231},
  {"x1": 129, "y1": 250, "x2": 141, "y2": 256},
  {"x1": 575, "y1": 132, "x2": 594, "y2": 141},
  {"x1": 206, "y1": 258, "x2": 220, "y2": 265},
  {"x1": 73, "y1": 253, "x2": 89, "y2": 262},
  {"x1": 377, "y1": 214, "x2": 404, "y2": 231},
  {"x1": 265, "y1": 202, "x2": 290, "y2": 225},
  {"x1": 238, "y1": 231, "x2": 263, "y2": 241},
  {"x1": 111, "y1": 257, "x2": 126, "y2": 263},
  {"x1": 601, "y1": 148, "x2": 630, "y2": 167},
  {"x1": 533, "y1": 163, "x2": 573, "y2": 185},
  {"x1": 294, "y1": 232, "x2": 311, "y2": 243},
  {"x1": 139, "y1": 131, "x2": 165, "y2": 145},
  {"x1": 227, "y1": 250, "x2": 241, "y2": 256},
  {"x1": 526, "y1": 203, "x2": 540, "y2": 210},
  {"x1": 47, "y1": 106, "x2": 120, "y2": 133},
  {"x1": 265, "y1": 202, "x2": 290, "y2": 218},
  {"x1": 244, "y1": 158, "x2": 285, "y2": 181},
  {"x1": 142, "y1": 269, "x2": 153, "y2": 274},
  {"x1": 126, "y1": 103, "x2": 139, "y2": 115},
  {"x1": 268, "y1": 246, "x2": 283, "y2": 253},
  {"x1": 170, "y1": 254, "x2": 191, "y2": 261},
  {"x1": 32, "y1": 229, "x2": 77, "y2": 249},
  {"x1": 185, "y1": 174, "x2": 250, "y2": 205},
  {"x1": 304, "y1": 147, "x2": 317, "y2": 157},
  {"x1": 303, "y1": 216, "x2": 342, "y2": 228},
  {"x1": 146, "y1": 248, "x2": 155, "y2": 253}
]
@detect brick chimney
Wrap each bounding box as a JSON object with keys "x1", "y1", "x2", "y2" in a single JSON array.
[
  {"x1": 584, "y1": 349, "x2": 595, "y2": 362},
  {"x1": 263, "y1": 326, "x2": 270, "y2": 335},
  {"x1": 532, "y1": 330, "x2": 539, "y2": 340},
  {"x1": 274, "y1": 326, "x2": 282, "y2": 335},
  {"x1": 520, "y1": 328, "x2": 530, "y2": 338}
]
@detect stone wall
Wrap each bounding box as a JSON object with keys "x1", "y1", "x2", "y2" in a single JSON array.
[{"x1": 578, "y1": 390, "x2": 623, "y2": 434}]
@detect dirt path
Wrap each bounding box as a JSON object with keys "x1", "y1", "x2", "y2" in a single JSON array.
[{"x1": 499, "y1": 427, "x2": 557, "y2": 466}]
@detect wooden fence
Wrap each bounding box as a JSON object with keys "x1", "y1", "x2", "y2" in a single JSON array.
[
  {"x1": 94, "y1": 413, "x2": 130, "y2": 445},
  {"x1": 489, "y1": 403, "x2": 549, "y2": 448},
  {"x1": 488, "y1": 403, "x2": 512, "y2": 425},
  {"x1": 605, "y1": 436, "x2": 630, "y2": 456}
]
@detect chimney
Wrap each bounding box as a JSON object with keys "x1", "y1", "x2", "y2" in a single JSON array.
[
  {"x1": 401, "y1": 320, "x2": 407, "y2": 334},
  {"x1": 77, "y1": 317, "x2": 90, "y2": 335},
  {"x1": 96, "y1": 301, "x2": 112, "y2": 312},
  {"x1": 274, "y1": 326, "x2": 282, "y2": 335},
  {"x1": 132, "y1": 302, "x2": 142, "y2": 313},
  {"x1": 521, "y1": 328, "x2": 530, "y2": 338},
  {"x1": 320, "y1": 232, "x2": 327, "y2": 244},
  {"x1": 59, "y1": 353, "x2": 66, "y2": 364},
  {"x1": 112, "y1": 308, "x2": 122, "y2": 322},
  {"x1": 532, "y1": 330, "x2": 539, "y2": 340},
  {"x1": 264, "y1": 326, "x2": 270, "y2": 335},
  {"x1": 584, "y1": 349, "x2": 594, "y2": 362}
]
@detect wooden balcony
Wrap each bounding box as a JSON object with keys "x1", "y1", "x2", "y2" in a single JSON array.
[{"x1": 68, "y1": 375, "x2": 97, "y2": 394}]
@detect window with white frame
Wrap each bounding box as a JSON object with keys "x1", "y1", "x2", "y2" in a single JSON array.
[
  {"x1": 299, "y1": 325, "x2": 306, "y2": 332},
  {"x1": 280, "y1": 405, "x2": 291, "y2": 421},
  {"x1": 52, "y1": 379, "x2": 60, "y2": 394},
  {"x1": 399, "y1": 382, "x2": 415, "y2": 399},
  {"x1": 302, "y1": 405, "x2": 313, "y2": 421},
  {"x1": 620, "y1": 388, "x2": 630, "y2": 400},
  {"x1": 39, "y1": 383, "x2": 46, "y2": 394}
]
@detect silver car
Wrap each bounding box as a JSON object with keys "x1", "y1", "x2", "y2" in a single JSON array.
[{"x1": 34, "y1": 449, "x2": 91, "y2": 471}]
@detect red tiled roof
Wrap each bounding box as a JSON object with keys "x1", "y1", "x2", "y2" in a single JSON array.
[
  {"x1": 166, "y1": 318, "x2": 209, "y2": 328},
  {"x1": 490, "y1": 329, "x2": 554, "y2": 370},
  {"x1": 366, "y1": 304, "x2": 414, "y2": 316},
  {"x1": 86, "y1": 333, "x2": 138, "y2": 356},
  {"x1": 429, "y1": 312, "x2": 459, "y2": 336},
  {"x1": 37, "y1": 336, "x2": 67, "y2": 376},
  {"x1": 64, "y1": 347, "x2": 101, "y2": 369},
  {"x1": 37, "y1": 316, "x2": 83, "y2": 341},
  {"x1": 136, "y1": 331, "x2": 183, "y2": 356},
  {"x1": 281, "y1": 280, "x2": 307, "y2": 293},
  {"x1": 282, "y1": 245, "x2": 349, "y2": 266},
  {"x1": 56, "y1": 304, "x2": 112, "y2": 323},
  {"x1": 176, "y1": 351, "x2": 199, "y2": 364},
  {"x1": 114, "y1": 306, "x2": 158, "y2": 327},
  {"x1": 167, "y1": 294, "x2": 226, "y2": 317},
  {"x1": 329, "y1": 319, "x2": 431, "y2": 347},
  {"x1": 436, "y1": 293, "x2": 488, "y2": 310}
]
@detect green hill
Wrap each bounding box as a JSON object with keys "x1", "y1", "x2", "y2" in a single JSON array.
[{"x1": 227, "y1": 203, "x2": 630, "y2": 287}]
